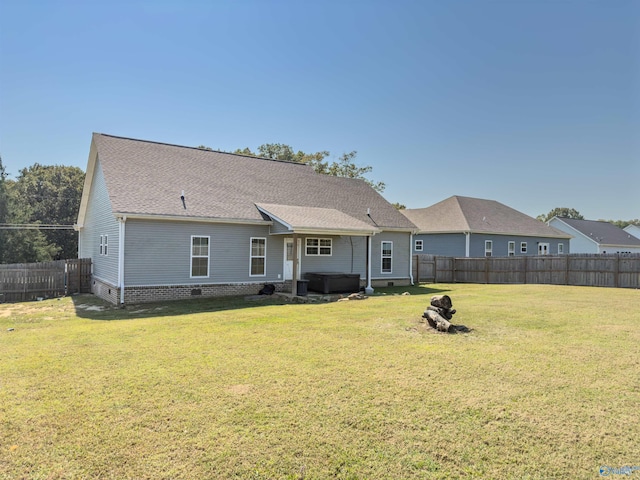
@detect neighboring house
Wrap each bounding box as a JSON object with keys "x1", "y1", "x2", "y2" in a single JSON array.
[
  {"x1": 401, "y1": 196, "x2": 571, "y2": 257},
  {"x1": 548, "y1": 217, "x2": 640, "y2": 254},
  {"x1": 75, "y1": 133, "x2": 417, "y2": 304},
  {"x1": 623, "y1": 224, "x2": 640, "y2": 240}
]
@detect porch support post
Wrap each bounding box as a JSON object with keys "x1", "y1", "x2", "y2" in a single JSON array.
[
  {"x1": 292, "y1": 233, "x2": 299, "y2": 296},
  {"x1": 365, "y1": 235, "x2": 373, "y2": 294}
]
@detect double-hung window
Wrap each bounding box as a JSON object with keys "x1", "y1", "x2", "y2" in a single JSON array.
[
  {"x1": 521, "y1": 242, "x2": 527, "y2": 254},
  {"x1": 558, "y1": 243, "x2": 564, "y2": 255},
  {"x1": 191, "y1": 236, "x2": 210, "y2": 278},
  {"x1": 485, "y1": 240, "x2": 493, "y2": 257},
  {"x1": 306, "y1": 238, "x2": 332, "y2": 256},
  {"x1": 415, "y1": 239, "x2": 423, "y2": 252},
  {"x1": 250, "y1": 238, "x2": 266, "y2": 276},
  {"x1": 99, "y1": 235, "x2": 108, "y2": 256},
  {"x1": 508, "y1": 241, "x2": 515, "y2": 256},
  {"x1": 381, "y1": 241, "x2": 392, "y2": 273}
]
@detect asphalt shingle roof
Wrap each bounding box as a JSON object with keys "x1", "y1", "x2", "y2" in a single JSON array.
[
  {"x1": 256, "y1": 203, "x2": 379, "y2": 234},
  {"x1": 401, "y1": 195, "x2": 570, "y2": 238},
  {"x1": 554, "y1": 217, "x2": 640, "y2": 246},
  {"x1": 89, "y1": 133, "x2": 415, "y2": 231}
]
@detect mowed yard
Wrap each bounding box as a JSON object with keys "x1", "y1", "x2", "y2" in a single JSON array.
[{"x1": 1, "y1": 284, "x2": 639, "y2": 480}]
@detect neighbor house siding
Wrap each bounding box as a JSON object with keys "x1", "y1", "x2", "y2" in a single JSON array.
[
  {"x1": 79, "y1": 159, "x2": 119, "y2": 286},
  {"x1": 123, "y1": 220, "x2": 282, "y2": 286},
  {"x1": 413, "y1": 233, "x2": 466, "y2": 256},
  {"x1": 548, "y1": 219, "x2": 598, "y2": 254},
  {"x1": 468, "y1": 234, "x2": 569, "y2": 257}
]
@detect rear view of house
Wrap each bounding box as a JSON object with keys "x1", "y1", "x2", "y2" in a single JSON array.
[
  {"x1": 402, "y1": 196, "x2": 571, "y2": 257},
  {"x1": 75, "y1": 134, "x2": 417, "y2": 304}
]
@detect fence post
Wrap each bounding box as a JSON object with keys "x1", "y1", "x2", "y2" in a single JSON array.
[
  {"x1": 434, "y1": 256, "x2": 438, "y2": 283},
  {"x1": 485, "y1": 258, "x2": 489, "y2": 284},
  {"x1": 614, "y1": 253, "x2": 619, "y2": 289}
]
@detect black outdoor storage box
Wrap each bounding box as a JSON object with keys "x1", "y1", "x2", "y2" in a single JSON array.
[
  {"x1": 304, "y1": 272, "x2": 360, "y2": 294},
  {"x1": 296, "y1": 279, "x2": 309, "y2": 296}
]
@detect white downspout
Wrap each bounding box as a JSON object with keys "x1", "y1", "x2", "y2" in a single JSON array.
[
  {"x1": 118, "y1": 217, "x2": 126, "y2": 305},
  {"x1": 465, "y1": 232, "x2": 470, "y2": 257},
  {"x1": 365, "y1": 235, "x2": 374, "y2": 294},
  {"x1": 409, "y1": 233, "x2": 414, "y2": 285}
]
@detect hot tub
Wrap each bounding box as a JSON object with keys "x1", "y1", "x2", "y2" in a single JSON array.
[{"x1": 304, "y1": 272, "x2": 361, "y2": 294}]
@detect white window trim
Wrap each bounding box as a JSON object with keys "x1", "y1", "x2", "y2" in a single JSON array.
[
  {"x1": 190, "y1": 235, "x2": 210, "y2": 278},
  {"x1": 521, "y1": 242, "x2": 527, "y2": 254},
  {"x1": 485, "y1": 240, "x2": 492, "y2": 257},
  {"x1": 249, "y1": 237, "x2": 267, "y2": 277},
  {"x1": 508, "y1": 241, "x2": 515, "y2": 256},
  {"x1": 558, "y1": 243, "x2": 564, "y2": 254},
  {"x1": 381, "y1": 241, "x2": 393, "y2": 274},
  {"x1": 99, "y1": 235, "x2": 108, "y2": 256},
  {"x1": 305, "y1": 237, "x2": 332, "y2": 256},
  {"x1": 415, "y1": 239, "x2": 423, "y2": 252}
]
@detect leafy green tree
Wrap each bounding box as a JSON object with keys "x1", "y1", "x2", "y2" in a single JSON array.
[
  {"x1": 392, "y1": 202, "x2": 406, "y2": 210},
  {"x1": 235, "y1": 143, "x2": 385, "y2": 192},
  {"x1": 10, "y1": 164, "x2": 85, "y2": 260},
  {"x1": 537, "y1": 208, "x2": 584, "y2": 222},
  {"x1": 2, "y1": 181, "x2": 59, "y2": 263}
]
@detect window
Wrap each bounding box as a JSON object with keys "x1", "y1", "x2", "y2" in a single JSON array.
[
  {"x1": 485, "y1": 240, "x2": 493, "y2": 257},
  {"x1": 99, "y1": 235, "x2": 108, "y2": 256},
  {"x1": 191, "y1": 236, "x2": 209, "y2": 278},
  {"x1": 508, "y1": 241, "x2": 515, "y2": 256},
  {"x1": 250, "y1": 238, "x2": 266, "y2": 276},
  {"x1": 381, "y1": 241, "x2": 392, "y2": 273},
  {"x1": 306, "y1": 238, "x2": 332, "y2": 256},
  {"x1": 415, "y1": 239, "x2": 423, "y2": 252},
  {"x1": 558, "y1": 243, "x2": 564, "y2": 254},
  {"x1": 521, "y1": 242, "x2": 527, "y2": 254}
]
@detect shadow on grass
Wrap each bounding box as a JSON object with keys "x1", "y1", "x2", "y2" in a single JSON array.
[{"x1": 71, "y1": 283, "x2": 450, "y2": 321}]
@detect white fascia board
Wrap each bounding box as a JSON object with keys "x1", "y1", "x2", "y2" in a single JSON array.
[
  {"x1": 113, "y1": 212, "x2": 272, "y2": 226},
  {"x1": 76, "y1": 139, "x2": 98, "y2": 227}
]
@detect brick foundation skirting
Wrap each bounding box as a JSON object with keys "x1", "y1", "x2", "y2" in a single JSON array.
[{"x1": 91, "y1": 277, "x2": 287, "y2": 304}]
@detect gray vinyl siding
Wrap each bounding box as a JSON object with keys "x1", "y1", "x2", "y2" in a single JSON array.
[
  {"x1": 79, "y1": 159, "x2": 119, "y2": 286},
  {"x1": 123, "y1": 220, "x2": 281, "y2": 286},
  {"x1": 269, "y1": 219, "x2": 290, "y2": 235},
  {"x1": 300, "y1": 235, "x2": 367, "y2": 276},
  {"x1": 468, "y1": 234, "x2": 569, "y2": 257},
  {"x1": 414, "y1": 233, "x2": 466, "y2": 256},
  {"x1": 371, "y1": 231, "x2": 411, "y2": 279}
]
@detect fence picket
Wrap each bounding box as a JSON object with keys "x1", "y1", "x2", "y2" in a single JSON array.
[
  {"x1": 413, "y1": 253, "x2": 640, "y2": 289},
  {"x1": 0, "y1": 259, "x2": 92, "y2": 303}
]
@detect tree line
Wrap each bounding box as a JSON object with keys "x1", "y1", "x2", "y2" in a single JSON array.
[{"x1": 0, "y1": 157, "x2": 84, "y2": 264}]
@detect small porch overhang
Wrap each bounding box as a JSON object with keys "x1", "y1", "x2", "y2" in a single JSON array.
[
  {"x1": 256, "y1": 203, "x2": 380, "y2": 237},
  {"x1": 256, "y1": 203, "x2": 380, "y2": 295}
]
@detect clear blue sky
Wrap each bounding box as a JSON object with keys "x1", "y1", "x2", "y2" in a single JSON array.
[{"x1": 1, "y1": 0, "x2": 638, "y2": 221}]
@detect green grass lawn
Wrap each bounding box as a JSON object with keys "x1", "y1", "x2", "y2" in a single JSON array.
[{"x1": 1, "y1": 284, "x2": 639, "y2": 479}]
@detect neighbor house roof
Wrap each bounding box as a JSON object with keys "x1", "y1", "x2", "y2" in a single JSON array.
[
  {"x1": 77, "y1": 133, "x2": 415, "y2": 232},
  {"x1": 401, "y1": 195, "x2": 571, "y2": 238},
  {"x1": 550, "y1": 217, "x2": 640, "y2": 247}
]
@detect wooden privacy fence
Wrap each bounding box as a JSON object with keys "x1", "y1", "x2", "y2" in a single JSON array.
[
  {"x1": 414, "y1": 254, "x2": 640, "y2": 289},
  {"x1": 0, "y1": 258, "x2": 92, "y2": 303}
]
